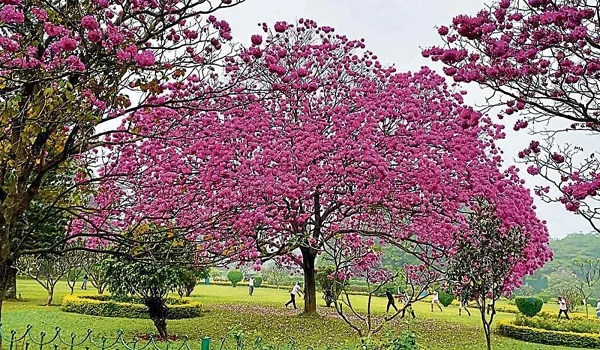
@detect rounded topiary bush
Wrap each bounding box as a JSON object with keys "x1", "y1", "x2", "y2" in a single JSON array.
[
  {"x1": 227, "y1": 270, "x2": 243, "y2": 287},
  {"x1": 253, "y1": 276, "x2": 263, "y2": 287},
  {"x1": 61, "y1": 295, "x2": 202, "y2": 319},
  {"x1": 515, "y1": 296, "x2": 544, "y2": 317},
  {"x1": 438, "y1": 290, "x2": 455, "y2": 307}
]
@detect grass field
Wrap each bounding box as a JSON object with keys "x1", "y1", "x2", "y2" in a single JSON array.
[{"x1": 0, "y1": 279, "x2": 585, "y2": 350}]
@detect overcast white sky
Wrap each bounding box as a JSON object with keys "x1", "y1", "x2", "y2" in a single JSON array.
[{"x1": 217, "y1": 0, "x2": 596, "y2": 239}]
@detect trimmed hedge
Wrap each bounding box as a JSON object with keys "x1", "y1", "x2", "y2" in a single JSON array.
[
  {"x1": 61, "y1": 295, "x2": 202, "y2": 319},
  {"x1": 515, "y1": 296, "x2": 543, "y2": 317},
  {"x1": 514, "y1": 314, "x2": 600, "y2": 334},
  {"x1": 498, "y1": 321, "x2": 600, "y2": 348}
]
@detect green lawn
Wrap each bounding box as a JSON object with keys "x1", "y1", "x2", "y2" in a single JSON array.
[{"x1": 0, "y1": 280, "x2": 583, "y2": 350}]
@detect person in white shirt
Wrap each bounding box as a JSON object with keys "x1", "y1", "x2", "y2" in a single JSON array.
[
  {"x1": 248, "y1": 277, "x2": 255, "y2": 296},
  {"x1": 431, "y1": 290, "x2": 443, "y2": 312},
  {"x1": 558, "y1": 296, "x2": 570, "y2": 319},
  {"x1": 285, "y1": 282, "x2": 303, "y2": 309}
]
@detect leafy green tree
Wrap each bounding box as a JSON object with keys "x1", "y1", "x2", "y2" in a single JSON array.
[
  {"x1": 5, "y1": 164, "x2": 86, "y2": 300},
  {"x1": 227, "y1": 270, "x2": 243, "y2": 287},
  {"x1": 316, "y1": 265, "x2": 347, "y2": 307},
  {"x1": 261, "y1": 264, "x2": 288, "y2": 288},
  {"x1": 105, "y1": 259, "x2": 188, "y2": 338},
  {"x1": 103, "y1": 224, "x2": 204, "y2": 337},
  {"x1": 175, "y1": 268, "x2": 208, "y2": 298}
]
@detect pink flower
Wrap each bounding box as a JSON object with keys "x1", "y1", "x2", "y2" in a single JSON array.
[
  {"x1": 86, "y1": 30, "x2": 102, "y2": 42},
  {"x1": 274, "y1": 21, "x2": 288, "y2": 33},
  {"x1": 0, "y1": 5, "x2": 24, "y2": 24},
  {"x1": 81, "y1": 15, "x2": 100, "y2": 30},
  {"x1": 321, "y1": 26, "x2": 334, "y2": 33},
  {"x1": 527, "y1": 165, "x2": 540, "y2": 176},
  {"x1": 31, "y1": 7, "x2": 48, "y2": 21},
  {"x1": 438, "y1": 26, "x2": 449, "y2": 36},
  {"x1": 50, "y1": 36, "x2": 78, "y2": 52},
  {"x1": 551, "y1": 153, "x2": 565, "y2": 164},
  {"x1": 250, "y1": 34, "x2": 262, "y2": 46},
  {"x1": 134, "y1": 50, "x2": 156, "y2": 67}
]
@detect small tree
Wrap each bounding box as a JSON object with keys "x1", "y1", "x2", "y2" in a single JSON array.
[
  {"x1": 175, "y1": 268, "x2": 208, "y2": 298},
  {"x1": 105, "y1": 259, "x2": 187, "y2": 338},
  {"x1": 548, "y1": 268, "x2": 582, "y2": 312},
  {"x1": 261, "y1": 264, "x2": 288, "y2": 288},
  {"x1": 316, "y1": 265, "x2": 347, "y2": 307},
  {"x1": 82, "y1": 247, "x2": 110, "y2": 295},
  {"x1": 103, "y1": 225, "x2": 203, "y2": 338},
  {"x1": 17, "y1": 253, "x2": 72, "y2": 305},
  {"x1": 65, "y1": 249, "x2": 87, "y2": 295},
  {"x1": 446, "y1": 199, "x2": 531, "y2": 350},
  {"x1": 574, "y1": 258, "x2": 600, "y2": 318},
  {"x1": 227, "y1": 270, "x2": 243, "y2": 287}
]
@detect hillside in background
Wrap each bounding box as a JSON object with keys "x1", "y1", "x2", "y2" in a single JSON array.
[{"x1": 523, "y1": 233, "x2": 600, "y2": 293}]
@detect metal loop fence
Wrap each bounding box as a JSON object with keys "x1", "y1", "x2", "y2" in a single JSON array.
[{"x1": 0, "y1": 325, "x2": 339, "y2": 350}]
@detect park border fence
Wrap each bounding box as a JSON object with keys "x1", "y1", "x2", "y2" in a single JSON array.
[{"x1": 0, "y1": 325, "x2": 321, "y2": 350}]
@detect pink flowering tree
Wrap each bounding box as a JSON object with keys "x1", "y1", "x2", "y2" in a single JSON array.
[
  {"x1": 0, "y1": 0, "x2": 246, "y2": 319},
  {"x1": 94, "y1": 19, "x2": 552, "y2": 315},
  {"x1": 424, "y1": 0, "x2": 600, "y2": 233}
]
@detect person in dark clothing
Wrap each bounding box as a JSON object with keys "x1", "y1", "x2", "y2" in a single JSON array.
[
  {"x1": 81, "y1": 274, "x2": 89, "y2": 290},
  {"x1": 385, "y1": 289, "x2": 399, "y2": 313}
]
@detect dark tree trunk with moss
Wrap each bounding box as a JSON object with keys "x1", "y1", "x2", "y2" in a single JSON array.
[
  {"x1": 301, "y1": 247, "x2": 317, "y2": 314},
  {"x1": 145, "y1": 297, "x2": 169, "y2": 338},
  {"x1": 6, "y1": 267, "x2": 17, "y2": 299}
]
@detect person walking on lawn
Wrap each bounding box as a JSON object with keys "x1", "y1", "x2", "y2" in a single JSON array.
[
  {"x1": 431, "y1": 290, "x2": 443, "y2": 312},
  {"x1": 385, "y1": 288, "x2": 399, "y2": 313},
  {"x1": 285, "y1": 282, "x2": 303, "y2": 309},
  {"x1": 248, "y1": 277, "x2": 255, "y2": 296},
  {"x1": 558, "y1": 296, "x2": 570, "y2": 320}
]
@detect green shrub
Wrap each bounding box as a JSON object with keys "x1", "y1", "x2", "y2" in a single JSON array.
[
  {"x1": 498, "y1": 321, "x2": 600, "y2": 348},
  {"x1": 438, "y1": 290, "x2": 455, "y2": 307},
  {"x1": 587, "y1": 298, "x2": 598, "y2": 307},
  {"x1": 61, "y1": 295, "x2": 202, "y2": 319},
  {"x1": 515, "y1": 296, "x2": 544, "y2": 317},
  {"x1": 227, "y1": 270, "x2": 243, "y2": 287},
  {"x1": 514, "y1": 314, "x2": 600, "y2": 334},
  {"x1": 253, "y1": 276, "x2": 262, "y2": 287}
]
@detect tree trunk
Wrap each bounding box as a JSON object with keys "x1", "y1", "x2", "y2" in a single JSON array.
[
  {"x1": 6, "y1": 267, "x2": 17, "y2": 299},
  {"x1": 46, "y1": 287, "x2": 54, "y2": 306},
  {"x1": 479, "y1": 307, "x2": 492, "y2": 350},
  {"x1": 145, "y1": 297, "x2": 169, "y2": 338},
  {"x1": 484, "y1": 324, "x2": 491, "y2": 350},
  {"x1": 97, "y1": 283, "x2": 105, "y2": 295},
  {"x1": 300, "y1": 247, "x2": 317, "y2": 314}
]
